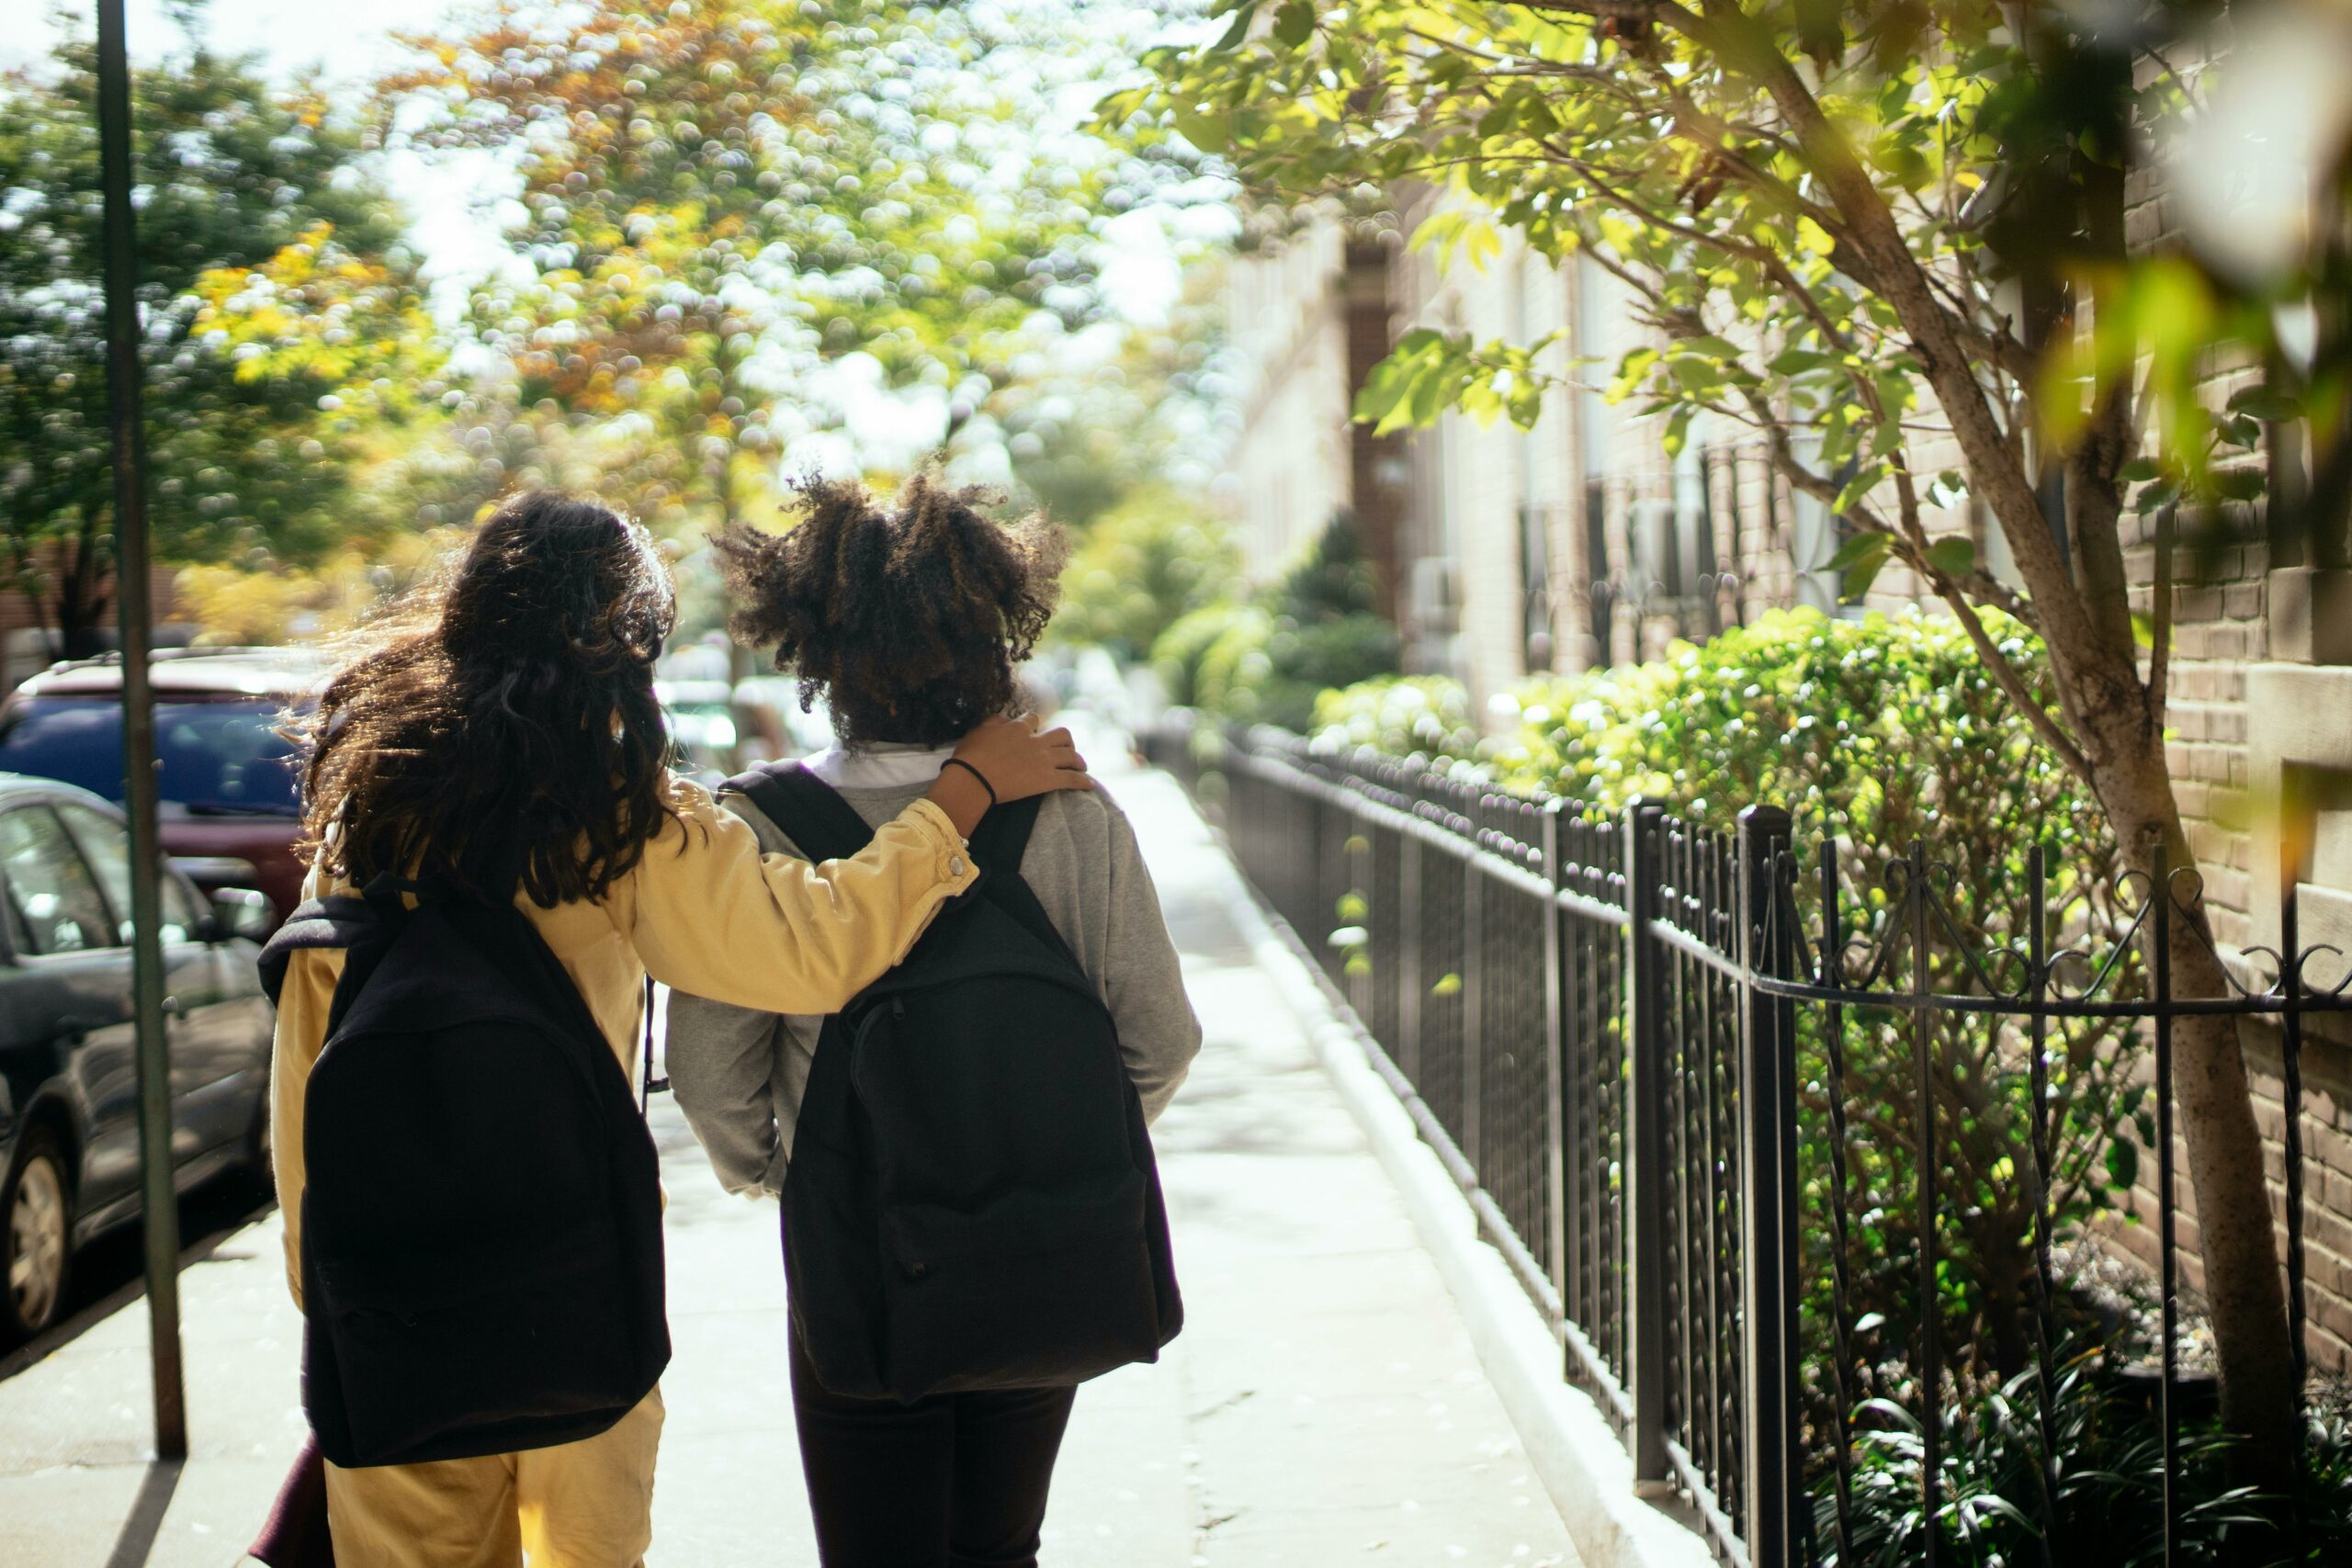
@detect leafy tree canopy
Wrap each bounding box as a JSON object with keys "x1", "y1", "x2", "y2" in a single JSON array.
[
  {"x1": 0, "y1": 6, "x2": 439, "y2": 648},
  {"x1": 388, "y1": 0, "x2": 1209, "y2": 535}
]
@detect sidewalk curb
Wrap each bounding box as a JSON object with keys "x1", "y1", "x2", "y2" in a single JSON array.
[{"x1": 1194, "y1": 840, "x2": 1719, "y2": 1568}]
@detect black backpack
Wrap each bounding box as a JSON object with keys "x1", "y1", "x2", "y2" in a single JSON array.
[
  {"x1": 732, "y1": 762, "x2": 1182, "y2": 1401},
  {"x1": 258, "y1": 876, "x2": 670, "y2": 1468}
]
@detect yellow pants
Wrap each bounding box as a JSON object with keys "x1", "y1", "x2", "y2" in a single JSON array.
[{"x1": 323, "y1": 1389, "x2": 664, "y2": 1568}]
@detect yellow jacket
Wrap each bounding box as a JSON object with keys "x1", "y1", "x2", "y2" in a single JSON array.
[{"x1": 269, "y1": 776, "x2": 978, "y2": 1306}]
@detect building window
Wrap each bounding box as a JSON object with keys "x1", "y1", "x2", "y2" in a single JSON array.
[
  {"x1": 1586, "y1": 479, "x2": 1615, "y2": 667},
  {"x1": 1520, "y1": 503, "x2": 1554, "y2": 671}
]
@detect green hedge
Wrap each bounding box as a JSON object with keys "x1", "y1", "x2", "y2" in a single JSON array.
[
  {"x1": 1294, "y1": 608, "x2": 2352, "y2": 1551},
  {"x1": 1052, "y1": 489, "x2": 1240, "y2": 665},
  {"x1": 1150, "y1": 514, "x2": 1399, "y2": 732},
  {"x1": 1316, "y1": 609, "x2": 2148, "y2": 1405}
]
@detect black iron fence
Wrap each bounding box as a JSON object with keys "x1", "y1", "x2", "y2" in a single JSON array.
[{"x1": 1148, "y1": 717, "x2": 2348, "y2": 1568}]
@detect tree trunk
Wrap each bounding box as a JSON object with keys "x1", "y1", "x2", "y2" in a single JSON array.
[
  {"x1": 1750, "y1": 54, "x2": 2304, "y2": 1478},
  {"x1": 55, "y1": 517, "x2": 112, "y2": 660},
  {"x1": 2084, "y1": 720, "x2": 2300, "y2": 1479},
  {"x1": 1557, "y1": 0, "x2": 2301, "y2": 1478}
]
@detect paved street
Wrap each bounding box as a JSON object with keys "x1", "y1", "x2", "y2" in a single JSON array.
[{"x1": 0, "y1": 756, "x2": 1576, "y2": 1568}]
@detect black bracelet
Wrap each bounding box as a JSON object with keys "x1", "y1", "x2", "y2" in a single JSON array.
[{"x1": 942, "y1": 756, "x2": 998, "y2": 807}]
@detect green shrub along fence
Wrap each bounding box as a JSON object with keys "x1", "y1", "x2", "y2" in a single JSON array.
[
  {"x1": 1148, "y1": 514, "x2": 1399, "y2": 732},
  {"x1": 1147, "y1": 612, "x2": 2352, "y2": 1567}
]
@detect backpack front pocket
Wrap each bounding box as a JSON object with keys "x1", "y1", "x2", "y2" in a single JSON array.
[
  {"x1": 314, "y1": 1224, "x2": 642, "y2": 1465},
  {"x1": 876, "y1": 1170, "x2": 1160, "y2": 1397}
]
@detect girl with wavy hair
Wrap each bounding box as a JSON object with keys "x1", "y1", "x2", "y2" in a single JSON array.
[{"x1": 272, "y1": 491, "x2": 1090, "y2": 1567}]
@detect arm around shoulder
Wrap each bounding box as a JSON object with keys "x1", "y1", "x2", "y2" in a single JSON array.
[
  {"x1": 618, "y1": 777, "x2": 978, "y2": 1017},
  {"x1": 660, "y1": 788, "x2": 801, "y2": 1199}
]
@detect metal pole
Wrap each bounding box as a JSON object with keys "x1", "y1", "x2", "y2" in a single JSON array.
[
  {"x1": 1736, "y1": 804, "x2": 1796, "y2": 1568},
  {"x1": 1541, "y1": 800, "x2": 1570, "y2": 1331},
  {"x1": 1622, "y1": 800, "x2": 1668, "y2": 1483},
  {"x1": 96, "y1": 0, "x2": 187, "y2": 1461},
  {"x1": 1910, "y1": 840, "x2": 1940, "y2": 1568},
  {"x1": 2154, "y1": 844, "x2": 2177, "y2": 1568},
  {"x1": 1461, "y1": 784, "x2": 1485, "y2": 1175}
]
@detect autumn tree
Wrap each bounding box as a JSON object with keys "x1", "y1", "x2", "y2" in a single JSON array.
[
  {"x1": 1129, "y1": 0, "x2": 2350, "y2": 1483},
  {"x1": 386, "y1": 0, "x2": 1201, "y2": 541},
  {"x1": 0, "y1": 11, "x2": 439, "y2": 652}
]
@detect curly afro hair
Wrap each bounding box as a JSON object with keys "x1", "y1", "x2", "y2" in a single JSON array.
[{"x1": 714, "y1": 474, "x2": 1069, "y2": 747}]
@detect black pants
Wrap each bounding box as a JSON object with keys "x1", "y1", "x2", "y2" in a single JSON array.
[{"x1": 789, "y1": 1327, "x2": 1079, "y2": 1568}]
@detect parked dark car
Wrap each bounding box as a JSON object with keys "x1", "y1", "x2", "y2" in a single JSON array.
[
  {"x1": 0, "y1": 773, "x2": 277, "y2": 1338},
  {"x1": 0, "y1": 649, "x2": 319, "y2": 928}
]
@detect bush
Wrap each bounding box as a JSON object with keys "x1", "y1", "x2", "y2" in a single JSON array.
[
  {"x1": 1149, "y1": 513, "x2": 1400, "y2": 729},
  {"x1": 1821, "y1": 1357, "x2": 2352, "y2": 1565},
  {"x1": 1151, "y1": 601, "x2": 1261, "y2": 708},
  {"x1": 1514, "y1": 609, "x2": 2142, "y2": 1394},
  {"x1": 1310, "y1": 675, "x2": 1482, "y2": 761},
  {"x1": 1053, "y1": 490, "x2": 1240, "y2": 664},
  {"x1": 1312, "y1": 608, "x2": 2147, "y2": 1413}
]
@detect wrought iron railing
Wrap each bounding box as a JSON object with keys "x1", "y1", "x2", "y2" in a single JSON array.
[{"x1": 1147, "y1": 716, "x2": 2349, "y2": 1568}]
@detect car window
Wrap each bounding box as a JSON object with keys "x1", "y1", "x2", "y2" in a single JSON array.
[
  {"x1": 0, "y1": 807, "x2": 118, "y2": 955},
  {"x1": 0, "y1": 869, "x2": 29, "y2": 956},
  {"x1": 160, "y1": 869, "x2": 206, "y2": 940},
  {"x1": 54, "y1": 801, "x2": 198, "y2": 946},
  {"x1": 0, "y1": 696, "x2": 301, "y2": 815}
]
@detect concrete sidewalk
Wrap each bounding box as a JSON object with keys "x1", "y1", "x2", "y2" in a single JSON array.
[{"x1": 0, "y1": 758, "x2": 1576, "y2": 1567}]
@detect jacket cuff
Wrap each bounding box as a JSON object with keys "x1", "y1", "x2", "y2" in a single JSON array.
[{"x1": 902, "y1": 798, "x2": 982, "y2": 891}]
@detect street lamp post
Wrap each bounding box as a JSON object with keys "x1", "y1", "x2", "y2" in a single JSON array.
[{"x1": 95, "y1": 0, "x2": 189, "y2": 1461}]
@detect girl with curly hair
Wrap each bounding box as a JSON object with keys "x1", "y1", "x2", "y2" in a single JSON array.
[
  {"x1": 669, "y1": 475, "x2": 1200, "y2": 1568},
  {"x1": 271, "y1": 491, "x2": 1091, "y2": 1567}
]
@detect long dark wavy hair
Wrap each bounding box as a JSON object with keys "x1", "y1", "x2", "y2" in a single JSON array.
[
  {"x1": 713, "y1": 474, "x2": 1066, "y2": 747},
  {"x1": 292, "y1": 491, "x2": 678, "y2": 907}
]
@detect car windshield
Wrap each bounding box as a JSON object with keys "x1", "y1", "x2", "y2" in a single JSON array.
[{"x1": 0, "y1": 696, "x2": 302, "y2": 817}]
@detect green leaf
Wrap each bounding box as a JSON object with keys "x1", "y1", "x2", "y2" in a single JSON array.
[
  {"x1": 2217, "y1": 411, "x2": 2263, "y2": 448},
  {"x1": 1661, "y1": 404, "x2": 1694, "y2": 458},
  {"x1": 2211, "y1": 468, "x2": 2267, "y2": 502},
  {"x1": 1769, "y1": 348, "x2": 1835, "y2": 376},
  {"x1": 1832, "y1": 465, "x2": 1882, "y2": 516},
  {"x1": 1272, "y1": 0, "x2": 1317, "y2": 49},
  {"x1": 1826, "y1": 530, "x2": 1894, "y2": 601},
  {"x1": 2105, "y1": 1136, "x2": 2140, "y2": 1192},
  {"x1": 2225, "y1": 387, "x2": 2302, "y2": 423},
  {"x1": 1170, "y1": 106, "x2": 1231, "y2": 153},
  {"x1": 1824, "y1": 530, "x2": 1888, "y2": 572},
  {"x1": 1410, "y1": 206, "x2": 1501, "y2": 274},
  {"x1": 1925, "y1": 536, "x2": 1976, "y2": 581},
  {"x1": 1674, "y1": 333, "x2": 1740, "y2": 361},
  {"x1": 1208, "y1": 1, "x2": 1261, "y2": 52}
]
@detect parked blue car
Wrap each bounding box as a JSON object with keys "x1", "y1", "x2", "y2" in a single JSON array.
[{"x1": 0, "y1": 773, "x2": 276, "y2": 1338}]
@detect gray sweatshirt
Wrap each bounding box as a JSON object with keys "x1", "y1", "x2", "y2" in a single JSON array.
[{"x1": 664, "y1": 743, "x2": 1201, "y2": 1199}]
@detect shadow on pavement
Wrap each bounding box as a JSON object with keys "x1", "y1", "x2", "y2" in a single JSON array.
[
  {"x1": 0, "y1": 1173, "x2": 273, "y2": 1385},
  {"x1": 99, "y1": 1459, "x2": 184, "y2": 1568}
]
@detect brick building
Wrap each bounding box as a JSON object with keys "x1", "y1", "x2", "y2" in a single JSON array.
[{"x1": 1216, "y1": 187, "x2": 2352, "y2": 1374}]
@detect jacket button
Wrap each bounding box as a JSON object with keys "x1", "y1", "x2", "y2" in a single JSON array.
[{"x1": 949, "y1": 856, "x2": 967, "y2": 878}]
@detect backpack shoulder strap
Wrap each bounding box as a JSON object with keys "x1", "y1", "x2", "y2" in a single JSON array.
[
  {"x1": 967, "y1": 797, "x2": 1084, "y2": 968},
  {"x1": 967, "y1": 795, "x2": 1042, "y2": 880},
  {"x1": 723, "y1": 761, "x2": 876, "y2": 864},
  {"x1": 256, "y1": 894, "x2": 378, "y2": 1007}
]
